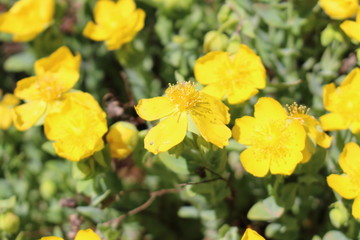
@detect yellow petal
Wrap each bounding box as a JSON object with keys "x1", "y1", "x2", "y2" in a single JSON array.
[
  {"x1": 341, "y1": 68, "x2": 360, "y2": 88},
  {"x1": 352, "y1": 196, "x2": 360, "y2": 219},
  {"x1": 94, "y1": 0, "x2": 118, "y2": 24},
  {"x1": 0, "y1": 106, "x2": 12, "y2": 130},
  {"x1": 232, "y1": 116, "x2": 257, "y2": 145},
  {"x1": 320, "y1": 112, "x2": 348, "y2": 131},
  {"x1": 269, "y1": 148, "x2": 302, "y2": 175},
  {"x1": 240, "y1": 147, "x2": 270, "y2": 177},
  {"x1": 339, "y1": 142, "x2": 360, "y2": 179},
  {"x1": 254, "y1": 97, "x2": 287, "y2": 122},
  {"x1": 74, "y1": 229, "x2": 101, "y2": 240},
  {"x1": 40, "y1": 237, "x2": 63, "y2": 240},
  {"x1": 319, "y1": 0, "x2": 358, "y2": 19},
  {"x1": 327, "y1": 174, "x2": 360, "y2": 199},
  {"x1": 2, "y1": 94, "x2": 19, "y2": 106},
  {"x1": 233, "y1": 44, "x2": 266, "y2": 89},
  {"x1": 322, "y1": 83, "x2": 337, "y2": 111},
  {"x1": 14, "y1": 76, "x2": 41, "y2": 101},
  {"x1": 13, "y1": 101, "x2": 47, "y2": 131},
  {"x1": 201, "y1": 83, "x2": 226, "y2": 100},
  {"x1": 135, "y1": 96, "x2": 175, "y2": 121},
  {"x1": 241, "y1": 228, "x2": 265, "y2": 240},
  {"x1": 301, "y1": 137, "x2": 316, "y2": 164},
  {"x1": 227, "y1": 87, "x2": 259, "y2": 105},
  {"x1": 83, "y1": 21, "x2": 111, "y2": 41},
  {"x1": 116, "y1": 0, "x2": 136, "y2": 18},
  {"x1": 341, "y1": 20, "x2": 360, "y2": 42},
  {"x1": 283, "y1": 120, "x2": 306, "y2": 151},
  {"x1": 194, "y1": 51, "x2": 231, "y2": 85},
  {"x1": 144, "y1": 113, "x2": 187, "y2": 154}
]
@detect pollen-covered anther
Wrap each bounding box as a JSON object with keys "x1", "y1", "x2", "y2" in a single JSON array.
[
  {"x1": 165, "y1": 82, "x2": 200, "y2": 111},
  {"x1": 286, "y1": 102, "x2": 310, "y2": 116}
]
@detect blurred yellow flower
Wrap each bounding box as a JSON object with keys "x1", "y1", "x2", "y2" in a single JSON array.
[
  {"x1": 286, "y1": 103, "x2": 332, "y2": 163},
  {"x1": 13, "y1": 46, "x2": 81, "y2": 131},
  {"x1": 41, "y1": 228, "x2": 100, "y2": 240},
  {"x1": 83, "y1": 0, "x2": 145, "y2": 50},
  {"x1": 320, "y1": 68, "x2": 360, "y2": 133},
  {"x1": 319, "y1": 0, "x2": 358, "y2": 20},
  {"x1": 0, "y1": 0, "x2": 54, "y2": 42},
  {"x1": 232, "y1": 97, "x2": 306, "y2": 177},
  {"x1": 241, "y1": 228, "x2": 265, "y2": 240},
  {"x1": 135, "y1": 81, "x2": 231, "y2": 154},
  {"x1": 340, "y1": 8, "x2": 360, "y2": 42},
  {"x1": 44, "y1": 92, "x2": 108, "y2": 162},
  {"x1": 0, "y1": 92, "x2": 19, "y2": 130},
  {"x1": 327, "y1": 142, "x2": 360, "y2": 219},
  {"x1": 194, "y1": 44, "x2": 266, "y2": 104},
  {"x1": 106, "y1": 121, "x2": 139, "y2": 159}
]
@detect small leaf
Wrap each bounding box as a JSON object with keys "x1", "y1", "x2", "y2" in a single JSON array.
[
  {"x1": 157, "y1": 152, "x2": 190, "y2": 175},
  {"x1": 247, "y1": 196, "x2": 284, "y2": 221},
  {"x1": 323, "y1": 230, "x2": 350, "y2": 240},
  {"x1": 77, "y1": 206, "x2": 106, "y2": 223},
  {"x1": 4, "y1": 51, "x2": 36, "y2": 72}
]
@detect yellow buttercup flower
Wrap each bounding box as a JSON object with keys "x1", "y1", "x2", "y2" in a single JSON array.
[
  {"x1": 232, "y1": 97, "x2": 306, "y2": 177},
  {"x1": 320, "y1": 68, "x2": 360, "y2": 133},
  {"x1": 341, "y1": 8, "x2": 360, "y2": 42},
  {"x1": 0, "y1": 92, "x2": 19, "y2": 130},
  {"x1": 241, "y1": 228, "x2": 265, "y2": 240},
  {"x1": 0, "y1": 0, "x2": 54, "y2": 42},
  {"x1": 194, "y1": 44, "x2": 266, "y2": 104},
  {"x1": 286, "y1": 103, "x2": 332, "y2": 163},
  {"x1": 83, "y1": 0, "x2": 146, "y2": 50},
  {"x1": 106, "y1": 121, "x2": 139, "y2": 159},
  {"x1": 319, "y1": 0, "x2": 358, "y2": 20},
  {"x1": 135, "y1": 81, "x2": 231, "y2": 154},
  {"x1": 44, "y1": 92, "x2": 108, "y2": 162},
  {"x1": 327, "y1": 142, "x2": 360, "y2": 219},
  {"x1": 41, "y1": 228, "x2": 100, "y2": 240},
  {"x1": 13, "y1": 46, "x2": 81, "y2": 131}
]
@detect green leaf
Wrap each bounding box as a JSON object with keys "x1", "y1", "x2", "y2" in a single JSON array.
[
  {"x1": 247, "y1": 196, "x2": 285, "y2": 221},
  {"x1": 157, "y1": 152, "x2": 190, "y2": 175},
  {"x1": 4, "y1": 51, "x2": 36, "y2": 72},
  {"x1": 254, "y1": 3, "x2": 284, "y2": 27},
  {"x1": 323, "y1": 230, "x2": 350, "y2": 240},
  {"x1": 0, "y1": 196, "x2": 16, "y2": 211},
  {"x1": 77, "y1": 206, "x2": 106, "y2": 223}
]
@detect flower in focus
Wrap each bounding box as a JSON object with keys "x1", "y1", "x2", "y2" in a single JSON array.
[
  {"x1": 13, "y1": 46, "x2": 81, "y2": 131},
  {"x1": 0, "y1": 0, "x2": 54, "y2": 42},
  {"x1": 44, "y1": 92, "x2": 108, "y2": 162},
  {"x1": 241, "y1": 228, "x2": 265, "y2": 240},
  {"x1": 194, "y1": 44, "x2": 266, "y2": 104},
  {"x1": 286, "y1": 102, "x2": 332, "y2": 163},
  {"x1": 319, "y1": 0, "x2": 358, "y2": 20},
  {"x1": 41, "y1": 228, "x2": 100, "y2": 240},
  {"x1": 83, "y1": 0, "x2": 145, "y2": 50},
  {"x1": 0, "y1": 92, "x2": 19, "y2": 129},
  {"x1": 327, "y1": 142, "x2": 360, "y2": 219},
  {"x1": 232, "y1": 97, "x2": 306, "y2": 177},
  {"x1": 320, "y1": 68, "x2": 360, "y2": 133},
  {"x1": 340, "y1": 8, "x2": 360, "y2": 42},
  {"x1": 135, "y1": 81, "x2": 231, "y2": 154},
  {"x1": 106, "y1": 121, "x2": 139, "y2": 159}
]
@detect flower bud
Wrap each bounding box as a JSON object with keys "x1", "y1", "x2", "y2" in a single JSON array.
[
  {"x1": 329, "y1": 202, "x2": 348, "y2": 228},
  {"x1": 203, "y1": 31, "x2": 229, "y2": 52},
  {"x1": 0, "y1": 212, "x2": 20, "y2": 234},
  {"x1": 40, "y1": 180, "x2": 57, "y2": 200}
]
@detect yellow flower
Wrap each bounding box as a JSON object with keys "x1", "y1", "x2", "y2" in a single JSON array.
[
  {"x1": 106, "y1": 121, "x2": 139, "y2": 159},
  {"x1": 44, "y1": 92, "x2": 108, "y2": 162},
  {"x1": 0, "y1": 0, "x2": 54, "y2": 42},
  {"x1": 194, "y1": 44, "x2": 266, "y2": 104},
  {"x1": 327, "y1": 142, "x2": 360, "y2": 219},
  {"x1": 135, "y1": 81, "x2": 231, "y2": 154},
  {"x1": 320, "y1": 68, "x2": 360, "y2": 133},
  {"x1": 83, "y1": 0, "x2": 146, "y2": 50},
  {"x1": 319, "y1": 0, "x2": 358, "y2": 20},
  {"x1": 0, "y1": 92, "x2": 19, "y2": 129},
  {"x1": 12, "y1": 46, "x2": 81, "y2": 131},
  {"x1": 286, "y1": 103, "x2": 332, "y2": 163},
  {"x1": 341, "y1": 8, "x2": 360, "y2": 42},
  {"x1": 241, "y1": 228, "x2": 265, "y2": 240},
  {"x1": 232, "y1": 97, "x2": 306, "y2": 177},
  {"x1": 41, "y1": 228, "x2": 100, "y2": 240}
]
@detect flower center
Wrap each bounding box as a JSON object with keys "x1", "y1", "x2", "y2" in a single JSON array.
[
  {"x1": 37, "y1": 75, "x2": 64, "y2": 102},
  {"x1": 165, "y1": 82, "x2": 200, "y2": 112}
]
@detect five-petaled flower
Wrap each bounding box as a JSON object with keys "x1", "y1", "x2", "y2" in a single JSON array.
[
  {"x1": 0, "y1": 92, "x2": 19, "y2": 130},
  {"x1": 286, "y1": 102, "x2": 332, "y2": 163},
  {"x1": 41, "y1": 228, "x2": 100, "y2": 240},
  {"x1": 320, "y1": 68, "x2": 360, "y2": 133},
  {"x1": 232, "y1": 97, "x2": 306, "y2": 177},
  {"x1": 135, "y1": 81, "x2": 231, "y2": 154},
  {"x1": 44, "y1": 92, "x2": 108, "y2": 162},
  {"x1": 340, "y1": 8, "x2": 360, "y2": 42},
  {"x1": 194, "y1": 44, "x2": 266, "y2": 104},
  {"x1": 327, "y1": 142, "x2": 360, "y2": 219},
  {"x1": 0, "y1": 0, "x2": 54, "y2": 42},
  {"x1": 83, "y1": 0, "x2": 146, "y2": 50},
  {"x1": 12, "y1": 46, "x2": 81, "y2": 131},
  {"x1": 319, "y1": 0, "x2": 358, "y2": 20},
  {"x1": 241, "y1": 228, "x2": 265, "y2": 240}
]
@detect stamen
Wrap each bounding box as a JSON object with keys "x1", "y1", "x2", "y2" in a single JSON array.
[{"x1": 286, "y1": 102, "x2": 310, "y2": 116}]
